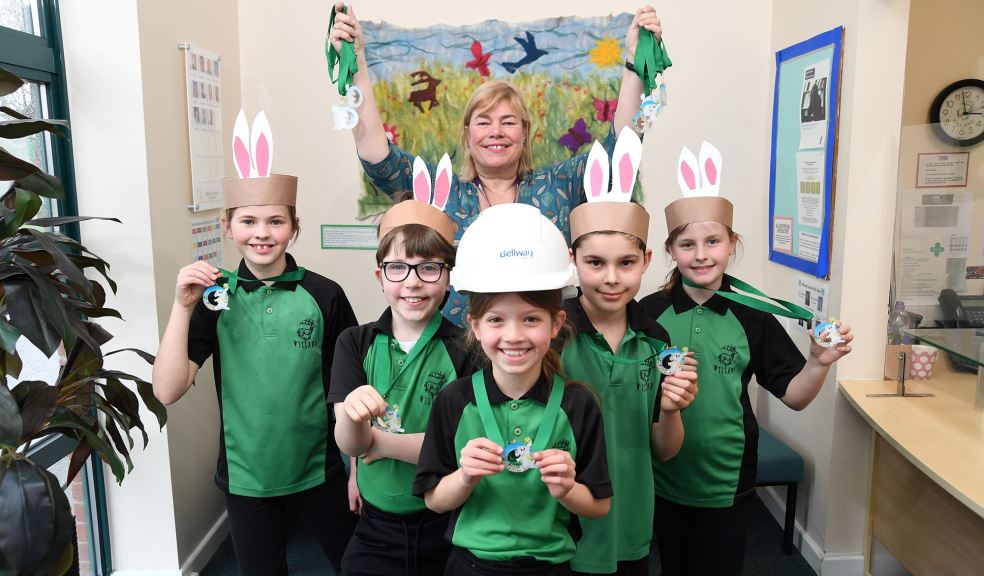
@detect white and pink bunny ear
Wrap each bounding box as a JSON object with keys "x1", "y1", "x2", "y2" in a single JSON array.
[
  {"x1": 698, "y1": 141, "x2": 722, "y2": 196},
  {"x1": 233, "y1": 110, "x2": 252, "y2": 179},
  {"x1": 583, "y1": 140, "x2": 610, "y2": 202},
  {"x1": 411, "y1": 156, "x2": 432, "y2": 204},
  {"x1": 432, "y1": 154, "x2": 453, "y2": 210},
  {"x1": 677, "y1": 146, "x2": 700, "y2": 198},
  {"x1": 250, "y1": 111, "x2": 274, "y2": 178},
  {"x1": 609, "y1": 126, "x2": 642, "y2": 202}
]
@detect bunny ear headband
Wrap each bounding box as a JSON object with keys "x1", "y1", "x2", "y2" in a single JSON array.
[
  {"x1": 663, "y1": 141, "x2": 733, "y2": 232},
  {"x1": 570, "y1": 127, "x2": 650, "y2": 244},
  {"x1": 223, "y1": 110, "x2": 297, "y2": 208},
  {"x1": 377, "y1": 153, "x2": 457, "y2": 244}
]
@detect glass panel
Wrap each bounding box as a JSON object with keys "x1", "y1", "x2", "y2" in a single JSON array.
[
  {"x1": 0, "y1": 0, "x2": 40, "y2": 35},
  {"x1": 49, "y1": 454, "x2": 97, "y2": 576},
  {"x1": 0, "y1": 79, "x2": 59, "y2": 219},
  {"x1": 904, "y1": 327, "x2": 984, "y2": 367}
]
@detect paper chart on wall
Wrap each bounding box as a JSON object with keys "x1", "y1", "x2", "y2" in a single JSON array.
[
  {"x1": 796, "y1": 150, "x2": 824, "y2": 228},
  {"x1": 182, "y1": 44, "x2": 224, "y2": 211},
  {"x1": 794, "y1": 276, "x2": 828, "y2": 335},
  {"x1": 191, "y1": 215, "x2": 222, "y2": 267}
]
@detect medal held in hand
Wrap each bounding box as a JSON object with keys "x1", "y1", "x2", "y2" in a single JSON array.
[
  {"x1": 657, "y1": 346, "x2": 686, "y2": 376},
  {"x1": 203, "y1": 282, "x2": 230, "y2": 311},
  {"x1": 813, "y1": 320, "x2": 844, "y2": 348}
]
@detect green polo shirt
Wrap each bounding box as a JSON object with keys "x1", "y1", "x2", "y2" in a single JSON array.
[
  {"x1": 327, "y1": 308, "x2": 472, "y2": 515},
  {"x1": 188, "y1": 255, "x2": 358, "y2": 497},
  {"x1": 561, "y1": 298, "x2": 670, "y2": 573},
  {"x1": 414, "y1": 369, "x2": 612, "y2": 564},
  {"x1": 639, "y1": 279, "x2": 805, "y2": 508}
]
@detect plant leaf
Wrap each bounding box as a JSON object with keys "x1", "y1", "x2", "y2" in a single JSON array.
[
  {"x1": 0, "y1": 317, "x2": 22, "y2": 354},
  {"x1": 0, "y1": 384, "x2": 22, "y2": 446},
  {"x1": 65, "y1": 440, "x2": 92, "y2": 487},
  {"x1": 15, "y1": 172, "x2": 63, "y2": 201},
  {"x1": 3, "y1": 278, "x2": 61, "y2": 356},
  {"x1": 105, "y1": 347, "x2": 156, "y2": 364},
  {"x1": 0, "y1": 118, "x2": 68, "y2": 139},
  {"x1": 135, "y1": 379, "x2": 168, "y2": 429},
  {"x1": 46, "y1": 410, "x2": 125, "y2": 483},
  {"x1": 0, "y1": 146, "x2": 38, "y2": 181},
  {"x1": 0, "y1": 105, "x2": 29, "y2": 120},
  {"x1": 10, "y1": 381, "x2": 58, "y2": 440},
  {"x1": 9, "y1": 188, "x2": 42, "y2": 229},
  {"x1": 27, "y1": 215, "x2": 121, "y2": 228},
  {"x1": 24, "y1": 228, "x2": 92, "y2": 293},
  {"x1": 0, "y1": 66, "x2": 23, "y2": 98}
]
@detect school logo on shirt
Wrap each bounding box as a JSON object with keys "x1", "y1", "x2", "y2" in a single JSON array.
[
  {"x1": 714, "y1": 344, "x2": 738, "y2": 374},
  {"x1": 552, "y1": 439, "x2": 570, "y2": 452},
  {"x1": 293, "y1": 319, "x2": 317, "y2": 349},
  {"x1": 638, "y1": 357, "x2": 657, "y2": 391},
  {"x1": 419, "y1": 370, "x2": 448, "y2": 405}
]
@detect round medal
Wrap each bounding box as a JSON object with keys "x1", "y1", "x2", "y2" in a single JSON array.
[
  {"x1": 502, "y1": 439, "x2": 535, "y2": 473},
  {"x1": 814, "y1": 321, "x2": 843, "y2": 348},
  {"x1": 373, "y1": 404, "x2": 405, "y2": 433},
  {"x1": 202, "y1": 284, "x2": 230, "y2": 311},
  {"x1": 657, "y1": 346, "x2": 687, "y2": 376}
]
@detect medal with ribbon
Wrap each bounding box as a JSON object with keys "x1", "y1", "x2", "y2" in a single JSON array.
[
  {"x1": 471, "y1": 371, "x2": 564, "y2": 473},
  {"x1": 681, "y1": 274, "x2": 813, "y2": 322},
  {"x1": 369, "y1": 312, "x2": 443, "y2": 433},
  {"x1": 203, "y1": 266, "x2": 307, "y2": 311},
  {"x1": 631, "y1": 28, "x2": 671, "y2": 133},
  {"x1": 325, "y1": 4, "x2": 363, "y2": 130}
]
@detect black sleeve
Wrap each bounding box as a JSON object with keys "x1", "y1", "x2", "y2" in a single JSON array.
[
  {"x1": 443, "y1": 324, "x2": 480, "y2": 379},
  {"x1": 413, "y1": 378, "x2": 468, "y2": 497},
  {"x1": 327, "y1": 326, "x2": 370, "y2": 403},
  {"x1": 187, "y1": 302, "x2": 218, "y2": 367},
  {"x1": 564, "y1": 384, "x2": 613, "y2": 499},
  {"x1": 749, "y1": 311, "x2": 806, "y2": 399},
  {"x1": 320, "y1": 285, "x2": 359, "y2": 396}
]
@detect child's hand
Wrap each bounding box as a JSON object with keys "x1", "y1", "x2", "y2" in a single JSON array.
[
  {"x1": 534, "y1": 449, "x2": 577, "y2": 499},
  {"x1": 327, "y1": 3, "x2": 365, "y2": 56},
  {"x1": 361, "y1": 427, "x2": 388, "y2": 464},
  {"x1": 175, "y1": 261, "x2": 220, "y2": 309},
  {"x1": 624, "y1": 6, "x2": 663, "y2": 60},
  {"x1": 459, "y1": 438, "x2": 504, "y2": 485},
  {"x1": 342, "y1": 385, "x2": 388, "y2": 424},
  {"x1": 810, "y1": 321, "x2": 854, "y2": 366},
  {"x1": 660, "y1": 356, "x2": 698, "y2": 412},
  {"x1": 347, "y1": 465, "x2": 362, "y2": 515}
]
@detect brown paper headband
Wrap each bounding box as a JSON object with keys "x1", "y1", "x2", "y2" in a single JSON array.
[
  {"x1": 223, "y1": 174, "x2": 297, "y2": 209},
  {"x1": 570, "y1": 201, "x2": 650, "y2": 245},
  {"x1": 377, "y1": 200, "x2": 457, "y2": 244},
  {"x1": 664, "y1": 196, "x2": 733, "y2": 232}
]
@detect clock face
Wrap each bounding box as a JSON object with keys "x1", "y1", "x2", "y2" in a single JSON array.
[{"x1": 933, "y1": 79, "x2": 984, "y2": 146}]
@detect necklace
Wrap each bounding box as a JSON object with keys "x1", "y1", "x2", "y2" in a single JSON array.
[{"x1": 476, "y1": 180, "x2": 518, "y2": 208}]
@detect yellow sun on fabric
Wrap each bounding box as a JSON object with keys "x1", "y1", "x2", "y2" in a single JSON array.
[{"x1": 589, "y1": 36, "x2": 622, "y2": 68}]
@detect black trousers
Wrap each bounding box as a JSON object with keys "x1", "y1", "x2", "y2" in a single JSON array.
[
  {"x1": 572, "y1": 555, "x2": 650, "y2": 576},
  {"x1": 224, "y1": 472, "x2": 357, "y2": 576},
  {"x1": 340, "y1": 499, "x2": 451, "y2": 576},
  {"x1": 445, "y1": 547, "x2": 572, "y2": 576},
  {"x1": 652, "y1": 495, "x2": 752, "y2": 576}
]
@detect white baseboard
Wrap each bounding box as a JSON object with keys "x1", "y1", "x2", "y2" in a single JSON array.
[
  {"x1": 756, "y1": 487, "x2": 865, "y2": 576},
  {"x1": 179, "y1": 511, "x2": 229, "y2": 576}
]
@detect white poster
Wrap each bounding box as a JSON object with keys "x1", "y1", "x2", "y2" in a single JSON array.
[
  {"x1": 897, "y1": 236, "x2": 949, "y2": 304},
  {"x1": 798, "y1": 59, "x2": 830, "y2": 149},
  {"x1": 916, "y1": 153, "x2": 969, "y2": 188},
  {"x1": 183, "y1": 44, "x2": 224, "y2": 211},
  {"x1": 795, "y1": 276, "x2": 829, "y2": 334},
  {"x1": 773, "y1": 216, "x2": 793, "y2": 253},
  {"x1": 796, "y1": 150, "x2": 824, "y2": 227},
  {"x1": 798, "y1": 230, "x2": 821, "y2": 263}
]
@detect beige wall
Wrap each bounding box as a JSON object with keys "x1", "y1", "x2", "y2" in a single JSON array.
[{"x1": 57, "y1": 0, "x2": 926, "y2": 572}]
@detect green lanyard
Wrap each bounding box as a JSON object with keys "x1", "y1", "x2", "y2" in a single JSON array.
[
  {"x1": 471, "y1": 371, "x2": 564, "y2": 452},
  {"x1": 580, "y1": 331, "x2": 666, "y2": 366},
  {"x1": 371, "y1": 312, "x2": 443, "y2": 399},
  {"x1": 682, "y1": 274, "x2": 813, "y2": 322},
  {"x1": 219, "y1": 267, "x2": 306, "y2": 294},
  {"x1": 325, "y1": 4, "x2": 359, "y2": 96},
  {"x1": 633, "y1": 29, "x2": 672, "y2": 95}
]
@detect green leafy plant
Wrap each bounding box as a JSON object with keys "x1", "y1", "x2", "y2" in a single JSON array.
[{"x1": 0, "y1": 65, "x2": 167, "y2": 575}]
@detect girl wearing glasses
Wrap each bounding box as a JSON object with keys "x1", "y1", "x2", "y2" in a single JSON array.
[{"x1": 328, "y1": 185, "x2": 477, "y2": 576}]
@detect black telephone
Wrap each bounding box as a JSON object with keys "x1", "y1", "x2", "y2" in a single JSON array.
[{"x1": 938, "y1": 289, "x2": 984, "y2": 328}]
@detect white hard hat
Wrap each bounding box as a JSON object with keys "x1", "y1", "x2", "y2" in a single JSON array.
[{"x1": 451, "y1": 204, "x2": 576, "y2": 293}]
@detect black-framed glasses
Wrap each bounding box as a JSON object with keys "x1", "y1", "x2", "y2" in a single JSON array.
[{"x1": 380, "y1": 261, "x2": 447, "y2": 283}]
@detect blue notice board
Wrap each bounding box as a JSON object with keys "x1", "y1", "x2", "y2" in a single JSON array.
[{"x1": 768, "y1": 27, "x2": 843, "y2": 279}]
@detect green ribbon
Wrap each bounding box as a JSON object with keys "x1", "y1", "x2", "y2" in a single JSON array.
[
  {"x1": 681, "y1": 274, "x2": 813, "y2": 322},
  {"x1": 371, "y1": 311, "x2": 444, "y2": 399},
  {"x1": 633, "y1": 29, "x2": 672, "y2": 95},
  {"x1": 218, "y1": 267, "x2": 306, "y2": 294},
  {"x1": 471, "y1": 371, "x2": 564, "y2": 454},
  {"x1": 325, "y1": 4, "x2": 359, "y2": 96}
]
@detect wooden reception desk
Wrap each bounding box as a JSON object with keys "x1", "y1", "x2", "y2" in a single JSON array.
[{"x1": 839, "y1": 365, "x2": 984, "y2": 575}]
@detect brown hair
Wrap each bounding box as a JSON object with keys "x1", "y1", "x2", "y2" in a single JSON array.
[
  {"x1": 465, "y1": 290, "x2": 571, "y2": 384},
  {"x1": 459, "y1": 80, "x2": 534, "y2": 182},
  {"x1": 376, "y1": 223, "x2": 456, "y2": 268},
  {"x1": 224, "y1": 205, "x2": 300, "y2": 242},
  {"x1": 660, "y1": 223, "x2": 741, "y2": 292},
  {"x1": 570, "y1": 230, "x2": 647, "y2": 255}
]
